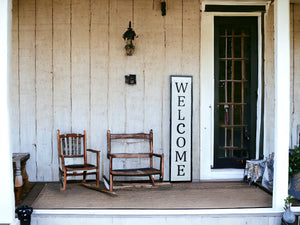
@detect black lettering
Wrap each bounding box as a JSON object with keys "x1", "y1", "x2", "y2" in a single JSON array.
[
  {"x1": 178, "y1": 109, "x2": 185, "y2": 120},
  {"x1": 178, "y1": 96, "x2": 185, "y2": 107},
  {"x1": 177, "y1": 123, "x2": 185, "y2": 134},
  {"x1": 175, "y1": 82, "x2": 188, "y2": 93},
  {"x1": 176, "y1": 137, "x2": 186, "y2": 148},
  {"x1": 177, "y1": 165, "x2": 185, "y2": 176},
  {"x1": 175, "y1": 151, "x2": 187, "y2": 162}
]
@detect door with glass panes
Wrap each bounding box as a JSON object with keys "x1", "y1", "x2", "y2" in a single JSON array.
[{"x1": 214, "y1": 17, "x2": 258, "y2": 169}]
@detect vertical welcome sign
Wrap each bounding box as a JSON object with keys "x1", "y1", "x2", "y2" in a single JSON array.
[{"x1": 170, "y1": 75, "x2": 192, "y2": 182}]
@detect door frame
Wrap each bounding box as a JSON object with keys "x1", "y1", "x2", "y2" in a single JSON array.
[
  {"x1": 199, "y1": 12, "x2": 263, "y2": 180},
  {"x1": 213, "y1": 16, "x2": 258, "y2": 169}
]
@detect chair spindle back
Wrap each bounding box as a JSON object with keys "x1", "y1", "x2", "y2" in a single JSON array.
[{"x1": 57, "y1": 131, "x2": 86, "y2": 157}]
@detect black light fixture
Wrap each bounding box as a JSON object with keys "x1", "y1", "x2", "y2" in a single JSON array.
[
  {"x1": 122, "y1": 21, "x2": 136, "y2": 56},
  {"x1": 161, "y1": 0, "x2": 166, "y2": 16}
]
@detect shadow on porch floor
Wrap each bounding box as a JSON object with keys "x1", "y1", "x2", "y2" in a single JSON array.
[{"x1": 20, "y1": 181, "x2": 272, "y2": 209}]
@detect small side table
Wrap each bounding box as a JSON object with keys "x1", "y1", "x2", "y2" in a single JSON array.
[{"x1": 13, "y1": 153, "x2": 30, "y2": 205}]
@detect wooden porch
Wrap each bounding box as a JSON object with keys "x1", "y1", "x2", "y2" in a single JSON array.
[{"x1": 20, "y1": 181, "x2": 272, "y2": 209}]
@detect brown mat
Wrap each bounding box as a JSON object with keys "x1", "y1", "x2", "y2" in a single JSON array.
[{"x1": 31, "y1": 182, "x2": 272, "y2": 209}]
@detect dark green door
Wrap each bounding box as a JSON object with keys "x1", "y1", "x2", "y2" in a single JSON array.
[{"x1": 214, "y1": 17, "x2": 258, "y2": 169}]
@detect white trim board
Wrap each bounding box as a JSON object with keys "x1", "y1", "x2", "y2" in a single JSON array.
[
  {"x1": 199, "y1": 12, "x2": 263, "y2": 180},
  {"x1": 202, "y1": 0, "x2": 271, "y2": 7},
  {"x1": 33, "y1": 208, "x2": 284, "y2": 217}
]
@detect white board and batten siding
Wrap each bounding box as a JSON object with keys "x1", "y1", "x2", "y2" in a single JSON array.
[
  {"x1": 11, "y1": 0, "x2": 203, "y2": 182},
  {"x1": 9, "y1": 0, "x2": 299, "y2": 194}
]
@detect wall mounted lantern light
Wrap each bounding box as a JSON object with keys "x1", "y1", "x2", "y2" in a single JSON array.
[{"x1": 123, "y1": 21, "x2": 136, "y2": 56}]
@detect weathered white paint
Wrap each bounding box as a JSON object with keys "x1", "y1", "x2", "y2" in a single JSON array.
[
  {"x1": 90, "y1": 0, "x2": 109, "y2": 180},
  {"x1": 36, "y1": 0, "x2": 53, "y2": 181},
  {"x1": 273, "y1": 0, "x2": 290, "y2": 210},
  {"x1": 31, "y1": 208, "x2": 283, "y2": 225},
  {"x1": 263, "y1": 3, "x2": 275, "y2": 157},
  {"x1": 19, "y1": 0, "x2": 37, "y2": 181},
  {"x1": 52, "y1": 0, "x2": 72, "y2": 180},
  {"x1": 0, "y1": 0, "x2": 16, "y2": 224},
  {"x1": 31, "y1": 215, "x2": 282, "y2": 225},
  {"x1": 290, "y1": 3, "x2": 300, "y2": 147},
  {"x1": 200, "y1": 11, "x2": 214, "y2": 180},
  {"x1": 10, "y1": 0, "x2": 204, "y2": 182}
]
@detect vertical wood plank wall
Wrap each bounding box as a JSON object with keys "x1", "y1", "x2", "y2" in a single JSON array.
[
  {"x1": 11, "y1": 0, "x2": 201, "y2": 182},
  {"x1": 10, "y1": 0, "x2": 299, "y2": 182}
]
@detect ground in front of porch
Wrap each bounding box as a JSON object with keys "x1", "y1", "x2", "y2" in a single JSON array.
[{"x1": 21, "y1": 181, "x2": 272, "y2": 209}]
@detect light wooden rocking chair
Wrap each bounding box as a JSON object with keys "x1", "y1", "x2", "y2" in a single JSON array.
[{"x1": 57, "y1": 130, "x2": 100, "y2": 190}]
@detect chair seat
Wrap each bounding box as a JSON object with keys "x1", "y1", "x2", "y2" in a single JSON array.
[
  {"x1": 65, "y1": 164, "x2": 96, "y2": 171},
  {"x1": 111, "y1": 167, "x2": 161, "y2": 176}
]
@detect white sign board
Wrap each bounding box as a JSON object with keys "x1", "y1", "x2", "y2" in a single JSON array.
[{"x1": 170, "y1": 76, "x2": 192, "y2": 182}]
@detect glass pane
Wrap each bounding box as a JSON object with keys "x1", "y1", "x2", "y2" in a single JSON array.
[
  {"x1": 234, "y1": 82, "x2": 242, "y2": 103},
  {"x1": 219, "y1": 81, "x2": 225, "y2": 103},
  {"x1": 234, "y1": 61, "x2": 242, "y2": 80},
  {"x1": 219, "y1": 106, "x2": 225, "y2": 125},
  {"x1": 234, "y1": 38, "x2": 241, "y2": 58},
  {"x1": 227, "y1": 60, "x2": 232, "y2": 80},
  {"x1": 233, "y1": 105, "x2": 242, "y2": 125},
  {"x1": 243, "y1": 29, "x2": 250, "y2": 36},
  {"x1": 233, "y1": 127, "x2": 242, "y2": 147},
  {"x1": 219, "y1": 37, "x2": 226, "y2": 58},
  {"x1": 226, "y1": 128, "x2": 232, "y2": 146},
  {"x1": 227, "y1": 28, "x2": 232, "y2": 35},
  {"x1": 227, "y1": 37, "x2": 232, "y2": 58},
  {"x1": 218, "y1": 127, "x2": 225, "y2": 147},
  {"x1": 219, "y1": 61, "x2": 225, "y2": 80},
  {"x1": 227, "y1": 82, "x2": 232, "y2": 103},
  {"x1": 235, "y1": 27, "x2": 242, "y2": 36}
]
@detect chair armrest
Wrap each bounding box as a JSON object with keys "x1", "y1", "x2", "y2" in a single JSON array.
[
  {"x1": 87, "y1": 149, "x2": 100, "y2": 168},
  {"x1": 87, "y1": 149, "x2": 100, "y2": 153},
  {"x1": 107, "y1": 153, "x2": 114, "y2": 158},
  {"x1": 151, "y1": 153, "x2": 163, "y2": 158},
  {"x1": 151, "y1": 153, "x2": 164, "y2": 179},
  {"x1": 108, "y1": 154, "x2": 113, "y2": 171}
]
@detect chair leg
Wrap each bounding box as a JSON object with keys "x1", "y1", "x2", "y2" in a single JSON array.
[
  {"x1": 60, "y1": 170, "x2": 66, "y2": 191},
  {"x1": 149, "y1": 175, "x2": 155, "y2": 186},
  {"x1": 96, "y1": 169, "x2": 99, "y2": 187},
  {"x1": 83, "y1": 171, "x2": 87, "y2": 183},
  {"x1": 59, "y1": 169, "x2": 62, "y2": 187},
  {"x1": 109, "y1": 174, "x2": 113, "y2": 193}
]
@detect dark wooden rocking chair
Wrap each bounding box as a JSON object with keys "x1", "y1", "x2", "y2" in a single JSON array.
[
  {"x1": 106, "y1": 129, "x2": 164, "y2": 192},
  {"x1": 57, "y1": 130, "x2": 100, "y2": 190}
]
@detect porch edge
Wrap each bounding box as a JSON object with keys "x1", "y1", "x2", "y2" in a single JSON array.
[{"x1": 33, "y1": 208, "x2": 283, "y2": 217}]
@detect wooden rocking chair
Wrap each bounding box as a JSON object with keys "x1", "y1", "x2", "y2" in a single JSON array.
[{"x1": 57, "y1": 130, "x2": 100, "y2": 190}]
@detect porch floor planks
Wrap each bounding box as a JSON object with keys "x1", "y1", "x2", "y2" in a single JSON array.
[{"x1": 23, "y1": 181, "x2": 272, "y2": 209}]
